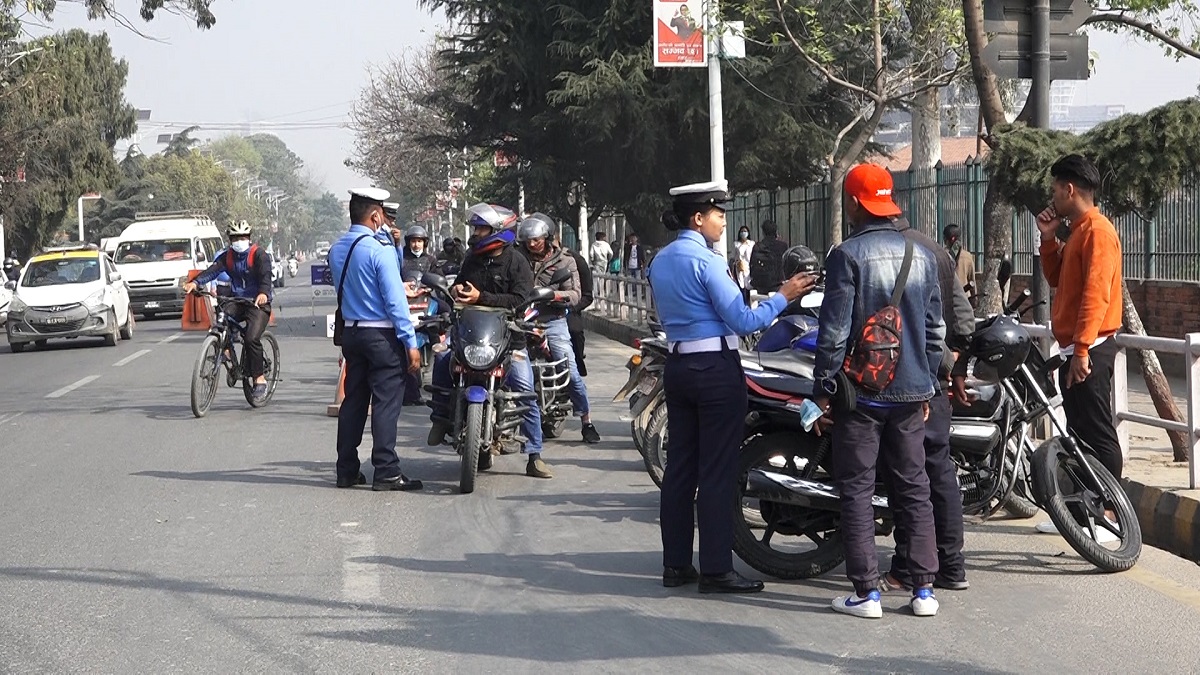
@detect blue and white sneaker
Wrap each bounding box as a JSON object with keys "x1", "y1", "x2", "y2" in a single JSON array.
[
  {"x1": 910, "y1": 587, "x2": 939, "y2": 617},
  {"x1": 832, "y1": 590, "x2": 882, "y2": 619}
]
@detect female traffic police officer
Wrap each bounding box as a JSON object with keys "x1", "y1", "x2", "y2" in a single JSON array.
[{"x1": 649, "y1": 181, "x2": 816, "y2": 593}]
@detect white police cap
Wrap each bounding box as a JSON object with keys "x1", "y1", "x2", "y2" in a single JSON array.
[
  {"x1": 382, "y1": 201, "x2": 399, "y2": 218},
  {"x1": 669, "y1": 179, "x2": 731, "y2": 207},
  {"x1": 348, "y1": 187, "x2": 390, "y2": 204}
]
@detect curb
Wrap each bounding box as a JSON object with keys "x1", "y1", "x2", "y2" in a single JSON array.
[
  {"x1": 581, "y1": 312, "x2": 648, "y2": 349},
  {"x1": 1125, "y1": 480, "x2": 1200, "y2": 562}
]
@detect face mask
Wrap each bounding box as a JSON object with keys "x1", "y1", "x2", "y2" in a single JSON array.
[
  {"x1": 230, "y1": 240, "x2": 251, "y2": 254},
  {"x1": 738, "y1": 231, "x2": 749, "y2": 241}
]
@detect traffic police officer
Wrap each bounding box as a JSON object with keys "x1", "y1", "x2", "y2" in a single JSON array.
[
  {"x1": 650, "y1": 180, "x2": 816, "y2": 593},
  {"x1": 328, "y1": 187, "x2": 424, "y2": 492}
]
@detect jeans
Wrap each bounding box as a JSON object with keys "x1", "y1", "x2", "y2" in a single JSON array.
[
  {"x1": 542, "y1": 318, "x2": 590, "y2": 416},
  {"x1": 336, "y1": 326, "x2": 408, "y2": 482},
  {"x1": 1060, "y1": 339, "x2": 1123, "y2": 479},
  {"x1": 431, "y1": 348, "x2": 543, "y2": 455},
  {"x1": 226, "y1": 302, "x2": 270, "y2": 379}
]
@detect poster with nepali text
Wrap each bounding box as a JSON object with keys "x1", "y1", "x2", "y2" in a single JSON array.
[{"x1": 654, "y1": 0, "x2": 706, "y2": 68}]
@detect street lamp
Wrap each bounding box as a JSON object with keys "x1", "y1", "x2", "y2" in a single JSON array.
[{"x1": 77, "y1": 192, "x2": 101, "y2": 242}]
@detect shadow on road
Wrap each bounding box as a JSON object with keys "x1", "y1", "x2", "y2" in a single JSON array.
[
  {"x1": 496, "y1": 491, "x2": 659, "y2": 525},
  {"x1": 132, "y1": 459, "x2": 335, "y2": 489}
]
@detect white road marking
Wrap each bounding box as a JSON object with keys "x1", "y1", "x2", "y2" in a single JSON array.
[
  {"x1": 46, "y1": 375, "x2": 100, "y2": 399},
  {"x1": 339, "y1": 532, "x2": 380, "y2": 603},
  {"x1": 113, "y1": 349, "x2": 152, "y2": 367},
  {"x1": 0, "y1": 412, "x2": 24, "y2": 425},
  {"x1": 158, "y1": 332, "x2": 184, "y2": 344}
]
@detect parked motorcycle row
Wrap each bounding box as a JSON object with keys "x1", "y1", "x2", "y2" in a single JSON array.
[{"x1": 616, "y1": 263, "x2": 1142, "y2": 578}]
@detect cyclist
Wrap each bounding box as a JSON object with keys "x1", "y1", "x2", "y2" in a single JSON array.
[
  {"x1": 183, "y1": 220, "x2": 273, "y2": 399},
  {"x1": 516, "y1": 213, "x2": 601, "y2": 444},
  {"x1": 427, "y1": 203, "x2": 553, "y2": 479}
]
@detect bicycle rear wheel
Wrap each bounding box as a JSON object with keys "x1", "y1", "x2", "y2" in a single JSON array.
[
  {"x1": 190, "y1": 335, "x2": 222, "y2": 418},
  {"x1": 244, "y1": 331, "x2": 281, "y2": 408}
]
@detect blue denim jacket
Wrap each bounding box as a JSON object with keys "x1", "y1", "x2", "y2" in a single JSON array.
[{"x1": 813, "y1": 219, "x2": 946, "y2": 404}]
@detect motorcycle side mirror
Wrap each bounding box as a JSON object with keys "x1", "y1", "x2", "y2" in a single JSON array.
[
  {"x1": 3, "y1": 280, "x2": 14, "y2": 291},
  {"x1": 548, "y1": 267, "x2": 572, "y2": 286},
  {"x1": 421, "y1": 272, "x2": 448, "y2": 290},
  {"x1": 525, "y1": 287, "x2": 555, "y2": 306},
  {"x1": 997, "y1": 258, "x2": 1012, "y2": 289}
]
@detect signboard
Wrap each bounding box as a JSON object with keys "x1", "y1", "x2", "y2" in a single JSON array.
[
  {"x1": 312, "y1": 287, "x2": 337, "y2": 299},
  {"x1": 982, "y1": 33, "x2": 1090, "y2": 80},
  {"x1": 983, "y1": 0, "x2": 1089, "y2": 34},
  {"x1": 654, "y1": 0, "x2": 706, "y2": 68},
  {"x1": 311, "y1": 263, "x2": 333, "y2": 286}
]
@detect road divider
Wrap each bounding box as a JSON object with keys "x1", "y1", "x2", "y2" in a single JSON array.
[{"x1": 46, "y1": 375, "x2": 100, "y2": 399}]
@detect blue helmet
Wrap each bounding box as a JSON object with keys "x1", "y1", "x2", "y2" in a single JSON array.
[{"x1": 468, "y1": 203, "x2": 518, "y2": 255}]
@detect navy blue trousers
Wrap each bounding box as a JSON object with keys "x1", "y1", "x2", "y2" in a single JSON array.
[
  {"x1": 660, "y1": 349, "x2": 747, "y2": 575},
  {"x1": 336, "y1": 326, "x2": 409, "y2": 482}
]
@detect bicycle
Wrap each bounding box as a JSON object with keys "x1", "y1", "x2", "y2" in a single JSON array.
[{"x1": 188, "y1": 291, "x2": 281, "y2": 418}]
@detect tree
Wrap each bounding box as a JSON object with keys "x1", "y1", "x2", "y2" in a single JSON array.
[{"x1": 736, "y1": 0, "x2": 965, "y2": 243}]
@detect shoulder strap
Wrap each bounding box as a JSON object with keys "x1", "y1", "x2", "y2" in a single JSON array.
[
  {"x1": 224, "y1": 248, "x2": 233, "y2": 269},
  {"x1": 890, "y1": 238, "x2": 915, "y2": 307},
  {"x1": 336, "y1": 235, "x2": 371, "y2": 309},
  {"x1": 247, "y1": 244, "x2": 258, "y2": 268}
]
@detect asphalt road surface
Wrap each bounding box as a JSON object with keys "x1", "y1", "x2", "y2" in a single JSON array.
[{"x1": 2, "y1": 262, "x2": 1199, "y2": 673}]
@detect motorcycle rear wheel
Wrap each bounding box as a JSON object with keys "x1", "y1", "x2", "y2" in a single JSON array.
[
  {"x1": 1031, "y1": 437, "x2": 1141, "y2": 572},
  {"x1": 460, "y1": 402, "x2": 484, "y2": 494},
  {"x1": 733, "y1": 432, "x2": 845, "y2": 579}
]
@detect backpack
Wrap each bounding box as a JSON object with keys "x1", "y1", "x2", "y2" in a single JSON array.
[
  {"x1": 749, "y1": 238, "x2": 785, "y2": 291},
  {"x1": 225, "y1": 244, "x2": 259, "y2": 270},
  {"x1": 842, "y1": 238, "x2": 914, "y2": 394}
]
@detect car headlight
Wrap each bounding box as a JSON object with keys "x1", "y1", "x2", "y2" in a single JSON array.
[
  {"x1": 84, "y1": 289, "x2": 107, "y2": 310},
  {"x1": 462, "y1": 344, "x2": 498, "y2": 369},
  {"x1": 9, "y1": 295, "x2": 27, "y2": 314}
]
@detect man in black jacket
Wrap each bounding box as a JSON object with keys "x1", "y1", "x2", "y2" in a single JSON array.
[{"x1": 567, "y1": 248, "x2": 593, "y2": 376}]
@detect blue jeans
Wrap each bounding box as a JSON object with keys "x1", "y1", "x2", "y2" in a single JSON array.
[
  {"x1": 542, "y1": 317, "x2": 590, "y2": 416},
  {"x1": 431, "y1": 348, "x2": 543, "y2": 455}
]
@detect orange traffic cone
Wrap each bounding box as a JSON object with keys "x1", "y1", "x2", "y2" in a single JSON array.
[
  {"x1": 181, "y1": 270, "x2": 211, "y2": 331},
  {"x1": 269, "y1": 307, "x2": 278, "y2": 327},
  {"x1": 327, "y1": 358, "x2": 346, "y2": 417}
]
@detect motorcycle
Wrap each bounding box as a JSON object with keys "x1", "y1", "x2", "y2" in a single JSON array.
[
  {"x1": 525, "y1": 303, "x2": 573, "y2": 439},
  {"x1": 287, "y1": 258, "x2": 298, "y2": 278},
  {"x1": 420, "y1": 270, "x2": 568, "y2": 494},
  {"x1": 733, "y1": 272, "x2": 1141, "y2": 578},
  {"x1": 613, "y1": 320, "x2": 669, "y2": 485}
]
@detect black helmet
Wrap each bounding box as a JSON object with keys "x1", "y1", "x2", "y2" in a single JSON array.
[
  {"x1": 405, "y1": 225, "x2": 428, "y2": 242},
  {"x1": 782, "y1": 245, "x2": 819, "y2": 277},
  {"x1": 969, "y1": 315, "x2": 1031, "y2": 382}
]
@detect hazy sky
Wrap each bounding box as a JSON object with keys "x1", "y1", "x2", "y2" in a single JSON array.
[{"x1": 40, "y1": 3, "x2": 1200, "y2": 197}]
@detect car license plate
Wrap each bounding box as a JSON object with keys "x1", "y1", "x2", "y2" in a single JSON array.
[
  {"x1": 45, "y1": 317, "x2": 67, "y2": 325},
  {"x1": 635, "y1": 372, "x2": 659, "y2": 395},
  {"x1": 144, "y1": 301, "x2": 160, "y2": 309}
]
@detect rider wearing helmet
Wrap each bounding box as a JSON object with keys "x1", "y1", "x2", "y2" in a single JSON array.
[
  {"x1": 183, "y1": 220, "x2": 274, "y2": 399},
  {"x1": 399, "y1": 225, "x2": 434, "y2": 280},
  {"x1": 517, "y1": 212, "x2": 601, "y2": 444},
  {"x1": 428, "y1": 203, "x2": 553, "y2": 479}
]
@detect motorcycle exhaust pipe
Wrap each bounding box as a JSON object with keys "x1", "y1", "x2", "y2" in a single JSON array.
[{"x1": 745, "y1": 469, "x2": 842, "y2": 512}]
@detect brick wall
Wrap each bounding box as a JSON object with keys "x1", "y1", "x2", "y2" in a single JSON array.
[{"x1": 1008, "y1": 275, "x2": 1200, "y2": 338}]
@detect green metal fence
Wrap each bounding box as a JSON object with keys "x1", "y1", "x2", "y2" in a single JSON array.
[{"x1": 725, "y1": 159, "x2": 1200, "y2": 283}]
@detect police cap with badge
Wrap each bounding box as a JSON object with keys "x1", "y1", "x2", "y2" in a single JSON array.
[
  {"x1": 349, "y1": 187, "x2": 390, "y2": 208},
  {"x1": 664, "y1": 180, "x2": 731, "y2": 231}
]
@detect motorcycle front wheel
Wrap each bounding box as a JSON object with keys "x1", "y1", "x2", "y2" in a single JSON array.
[
  {"x1": 642, "y1": 402, "x2": 668, "y2": 488},
  {"x1": 1031, "y1": 437, "x2": 1141, "y2": 572},
  {"x1": 460, "y1": 401, "x2": 484, "y2": 494}
]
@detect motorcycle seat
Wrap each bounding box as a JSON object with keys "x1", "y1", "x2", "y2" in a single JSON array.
[{"x1": 746, "y1": 350, "x2": 817, "y2": 381}]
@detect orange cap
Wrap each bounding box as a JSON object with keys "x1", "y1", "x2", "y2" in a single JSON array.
[{"x1": 845, "y1": 163, "x2": 902, "y2": 218}]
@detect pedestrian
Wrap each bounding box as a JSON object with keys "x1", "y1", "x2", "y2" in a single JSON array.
[
  {"x1": 749, "y1": 220, "x2": 789, "y2": 294},
  {"x1": 623, "y1": 233, "x2": 647, "y2": 279},
  {"x1": 650, "y1": 180, "x2": 816, "y2": 594},
  {"x1": 811, "y1": 163, "x2": 945, "y2": 618},
  {"x1": 943, "y1": 223, "x2": 975, "y2": 298},
  {"x1": 1035, "y1": 153, "x2": 1125, "y2": 535},
  {"x1": 733, "y1": 225, "x2": 754, "y2": 302},
  {"x1": 589, "y1": 231, "x2": 613, "y2": 276},
  {"x1": 328, "y1": 187, "x2": 424, "y2": 492},
  {"x1": 882, "y1": 218, "x2": 977, "y2": 593},
  {"x1": 566, "y1": 246, "x2": 593, "y2": 377}
]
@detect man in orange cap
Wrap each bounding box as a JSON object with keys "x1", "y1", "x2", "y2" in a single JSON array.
[{"x1": 812, "y1": 163, "x2": 946, "y2": 619}]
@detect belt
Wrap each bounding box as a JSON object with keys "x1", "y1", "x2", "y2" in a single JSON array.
[
  {"x1": 349, "y1": 320, "x2": 392, "y2": 329},
  {"x1": 668, "y1": 335, "x2": 738, "y2": 354}
]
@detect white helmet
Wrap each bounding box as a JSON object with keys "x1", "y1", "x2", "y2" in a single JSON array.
[{"x1": 227, "y1": 220, "x2": 252, "y2": 237}]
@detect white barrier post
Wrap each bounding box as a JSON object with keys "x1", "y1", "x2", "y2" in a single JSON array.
[
  {"x1": 1112, "y1": 345, "x2": 1130, "y2": 463},
  {"x1": 1187, "y1": 333, "x2": 1200, "y2": 489}
]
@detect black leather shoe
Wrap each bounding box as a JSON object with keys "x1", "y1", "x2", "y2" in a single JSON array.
[
  {"x1": 698, "y1": 571, "x2": 765, "y2": 594},
  {"x1": 662, "y1": 565, "x2": 700, "y2": 588},
  {"x1": 372, "y1": 474, "x2": 424, "y2": 492},
  {"x1": 336, "y1": 473, "x2": 366, "y2": 489}
]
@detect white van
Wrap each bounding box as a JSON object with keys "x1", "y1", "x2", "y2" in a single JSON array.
[{"x1": 111, "y1": 211, "x2": 224, "y2": 318}]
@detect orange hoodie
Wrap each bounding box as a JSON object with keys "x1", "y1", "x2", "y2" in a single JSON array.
[{"x1": 1039, "y1": 206, "x2": 1122, "y2": 358}]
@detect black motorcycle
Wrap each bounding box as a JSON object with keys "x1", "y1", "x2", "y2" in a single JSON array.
[
  {"x1": 613, "y1": 321, "x2": 669, "y2": 485},
  {"x1": 733, "y1": 280, "x2": 1141, "y2": 577}
]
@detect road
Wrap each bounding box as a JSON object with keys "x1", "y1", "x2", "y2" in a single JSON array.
[{"x1": 2, "y1": 262, "x2": 1200, "y2": 673}]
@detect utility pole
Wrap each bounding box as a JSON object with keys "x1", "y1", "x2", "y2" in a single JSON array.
[
  {"x1": 1030, "y1": 0, "x2": 1051, "y2": 328},
  {"x1": 707, "y1": 0, "x2": 727, "y2": 258}
]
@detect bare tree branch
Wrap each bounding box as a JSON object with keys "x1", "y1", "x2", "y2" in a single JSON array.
[
  {"x1": 773, "y1": 0, "x2": 882, "y2": 102},
  {"x1": 1084, "y1": 12, "x2": 1200, "y2": 59}
]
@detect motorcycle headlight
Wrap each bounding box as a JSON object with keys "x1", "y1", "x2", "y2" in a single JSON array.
[
  {"x1": 84, "y1": 289, "x2": 107, "y2": 310},
  {"x1": 462, "y1": 344, "x2": 498, "y2": 369},
  {"x1": 8, "y1": 295, "x2": 26, "y2": 314}
]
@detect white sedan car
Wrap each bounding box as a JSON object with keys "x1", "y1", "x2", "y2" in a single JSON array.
[{"x1": 5, "y1": 245, "x2": 135, "y2": 353}]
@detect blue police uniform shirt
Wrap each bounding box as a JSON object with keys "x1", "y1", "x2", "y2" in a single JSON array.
[
  {"x1": 328, "y1": 224, "x2": 418, "y2": 350},
  {"x1": 649, "y1": 229, "x2": 788, "y2": 342}
]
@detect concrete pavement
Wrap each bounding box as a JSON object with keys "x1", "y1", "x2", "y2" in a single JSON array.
[{"x1": 2, "y1": 265, "x2": 1200, "y2": 672}]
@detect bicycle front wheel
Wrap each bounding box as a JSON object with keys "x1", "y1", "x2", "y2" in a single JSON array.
[
  {"x1": 244, "y1": 331, "x2": 281, "y2": 408},
  {"x1": 190, "y1": 335, "x2": 222, "y2": 418}
]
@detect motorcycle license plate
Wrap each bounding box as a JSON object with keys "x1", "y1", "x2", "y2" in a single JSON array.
[
  {"x1": 144, "y1": 302, "x2": 160, "y2": 309},
  {"x1": 635, "y1": 372, "x2": 659, "y2": 395}
]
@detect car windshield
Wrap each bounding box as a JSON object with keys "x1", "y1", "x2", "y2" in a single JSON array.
[
  {"x1": 21, "y1": 258, "x2": 102, "y2": 288},
  {"x1": 114, "y1": 238, "x2": 192, "y2": 264}
]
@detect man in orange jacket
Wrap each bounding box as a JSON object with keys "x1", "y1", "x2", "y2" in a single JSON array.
[{"x1": 1036, "y1": 154, "x2": 1124, "y2": 480}]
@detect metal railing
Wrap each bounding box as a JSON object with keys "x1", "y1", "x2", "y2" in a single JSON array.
[
  {"x1": 1022, "y1": 323, "x2": 1200, "y2": 489},
  {"x1": 592, "y1": 272, "x2": 655, "y2": 326}
]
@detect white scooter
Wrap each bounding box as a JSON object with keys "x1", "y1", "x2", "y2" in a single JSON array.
[{"x1": 286, "y1": 258, "x2": 298, "y2": 278}]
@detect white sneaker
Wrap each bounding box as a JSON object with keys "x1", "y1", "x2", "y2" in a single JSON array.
[
  {"x1": 1035, "y1": 519, "x2": 1120, "y2": 543},
  {"x1": 910, "y1": 588, "x2": 939, "y2": 617},
  {"x1": 832, "y1": 590, "x2": 882, "y2": 619}
]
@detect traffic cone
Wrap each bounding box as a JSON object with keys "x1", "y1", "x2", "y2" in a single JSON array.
[
  {"x1": 181, "y1": 270, "x2": 211, "y2": 331},
  {"x1": 327, "y1": 357, "x2": 346, "y2": 417}
]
